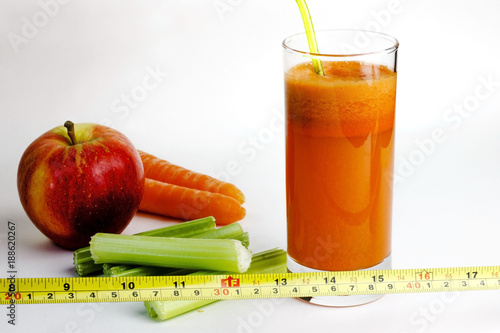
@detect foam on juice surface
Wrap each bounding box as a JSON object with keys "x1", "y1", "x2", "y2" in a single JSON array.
[{"x1": 285, "y1": 61, "x2": 397, "y2": 138}]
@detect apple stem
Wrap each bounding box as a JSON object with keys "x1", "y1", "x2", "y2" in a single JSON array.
[{"x1": 64, "y1": 121, "x2": 77, "y2": 145}]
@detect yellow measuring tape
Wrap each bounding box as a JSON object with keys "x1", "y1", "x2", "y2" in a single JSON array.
[{"x1": 2, "y1": 266, "x2": 500, "y2": 304}]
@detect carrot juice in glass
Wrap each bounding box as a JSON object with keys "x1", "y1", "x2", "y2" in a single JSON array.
[{"x1": 283, "y1": 30, "x2": 398, "y2": 306}]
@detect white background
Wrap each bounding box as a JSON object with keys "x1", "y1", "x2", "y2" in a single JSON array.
[{"x1": 1, "y1": 0, "x2": 500, "y2": 332}]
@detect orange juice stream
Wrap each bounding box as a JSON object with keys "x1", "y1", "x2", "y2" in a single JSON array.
[{"x1": 286, "y1": 61, "x2": 397, "y2": 271}]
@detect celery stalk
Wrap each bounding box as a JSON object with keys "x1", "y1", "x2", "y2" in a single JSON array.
[
  {"x1": 136, "y1": 216, "x2": 216, "y2": 238},
  {"x1": 147, "y1": 299, "x2": 218, "y2": 320},
  {"x1": 90, "y1": 234, "x2": 252, "y2": 273},
  {"x1": 74, "y1": 216, "x2": 216, "y2": 276},
  {"x1": 144, "y1": 248, "x2": 287, "y2": 321},
  {"x1": 104, "y1": 223, "x2": 249, "y2": 276},
  {"x1": 103, "y1": 264, "x2": 138, "y2": 276},
  {"x1": 193, "y1": 223, "x2": 249, "y2": 248},
  {"x1": 192, "y1": 223, "x2": 242, "y2": 239}
]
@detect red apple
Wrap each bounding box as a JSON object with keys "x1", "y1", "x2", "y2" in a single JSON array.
[{"x1": 17, "y1": 121, "x2": 145, "y2": 249}]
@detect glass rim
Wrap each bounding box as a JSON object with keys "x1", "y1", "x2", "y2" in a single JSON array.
[{"x1": 282, "y1": 29, "x2": 399, "y2": 58}]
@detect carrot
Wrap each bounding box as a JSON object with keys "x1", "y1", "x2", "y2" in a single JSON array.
[
  {"x1": 139, "y1": 178, "x2": 246, "y2": 225},
  {"x1": 138, "y1": 150, "x2": 245, "y2": 204}
]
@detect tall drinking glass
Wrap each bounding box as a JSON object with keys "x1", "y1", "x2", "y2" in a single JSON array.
[{"x1": 284, "y1": 29, "x2": 399, "y2": 306}]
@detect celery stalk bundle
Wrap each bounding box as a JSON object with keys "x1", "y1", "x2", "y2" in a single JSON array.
[
  {"x1": 71, "y1": 216, "x2": 285, "y2": 321},
  {"x1": 73, "y1": 217, "x2": 252, "y2": 277}
]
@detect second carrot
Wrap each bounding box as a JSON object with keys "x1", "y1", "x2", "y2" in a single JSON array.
[{"x1": 138, "y1": 150, "x2": 245, "y2": 204}]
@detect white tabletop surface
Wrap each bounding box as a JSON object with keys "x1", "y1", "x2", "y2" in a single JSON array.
[{"x1": 2, "y1": 0, "x2": 500, "y2": 332}]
